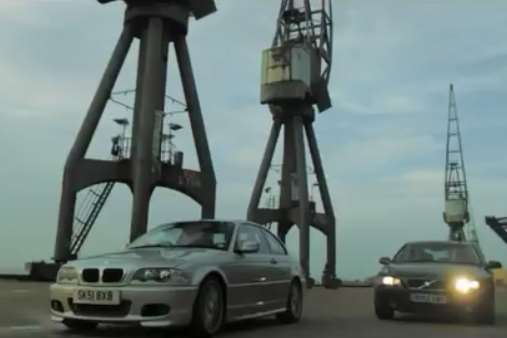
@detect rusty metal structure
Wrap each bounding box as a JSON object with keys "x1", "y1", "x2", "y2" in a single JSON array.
[
  {"x1": 247, "y1": 0, "x2": 339, "y2": 287},
  {"x1": 54, "y1": 0, "x2": 217, "y2": 262}
]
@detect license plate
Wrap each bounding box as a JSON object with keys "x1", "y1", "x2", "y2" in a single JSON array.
[
  {"x1": 410, "y1": 293, "x2": 448, "y2": 304},
  {"x1": 73, "y1": 289, "x2": 120, "y2": 305}
]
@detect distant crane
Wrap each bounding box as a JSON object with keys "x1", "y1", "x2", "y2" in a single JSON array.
[
  {"x1": 443, "y1": 84, "x2": 475, "y2": 242},
  {"x1": 247, "y1": 0, "x2": 339, "y2": 288}
]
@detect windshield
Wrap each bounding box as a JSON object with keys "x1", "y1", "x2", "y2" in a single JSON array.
[
  {"x1": 129, "y1": 221, "x2": 235, "y2": 251},
  {"x1": 393, "y1": 243, "x2": 482, "y2": 265}
]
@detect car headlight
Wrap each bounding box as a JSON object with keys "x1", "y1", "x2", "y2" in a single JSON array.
[
  {"x1": 57, "y1": 266, "x2": 78, "y2": 284},
  {"x1": 381, "y1": 276, "x2": 402, "y2": 287},
  {"x1": 131, "y1": 268, "x2": 191, "y2": 285},
  {"x1": 454, "y1": 277, "x2": 480, "y2": 294}
]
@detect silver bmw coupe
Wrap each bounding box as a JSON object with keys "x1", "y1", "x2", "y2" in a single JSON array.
[{"x1": 50, "y1": 220, "x2": 305, "y2": 336}]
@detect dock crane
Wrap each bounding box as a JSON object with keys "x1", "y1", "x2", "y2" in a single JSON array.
[
  {"x1": 247, "y1": 0, "x2": 339, "y2": 288},
  {"x1": 443, "y1": 84, "x2": 473, "y2": 242},
  {"x1": 54, "y1": 0, "x2": 217, "y2": 263}
]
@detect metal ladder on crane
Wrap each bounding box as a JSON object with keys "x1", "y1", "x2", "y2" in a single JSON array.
[
  {"x1": 69, "y1": 182, "x2": 116, "y2": 256},
  {"x1": 69, "y1": 133, "x2": 130, "y2": 257}
]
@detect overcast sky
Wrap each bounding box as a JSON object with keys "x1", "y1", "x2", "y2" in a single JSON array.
[{"x1": 0, "y1": 0, "x2": 506, "y2": 279}]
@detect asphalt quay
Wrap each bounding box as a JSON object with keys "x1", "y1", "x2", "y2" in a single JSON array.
[{"x1": 0, "y1": 280, "x2": 506, "y2": 338}]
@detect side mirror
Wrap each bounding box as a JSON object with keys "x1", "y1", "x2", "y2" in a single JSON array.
[
  {"x1": 236, "y1": 240, "x2": 260, "y2": 254},
  {"x1": 379, "y1": 257, "x2": 392, "y2": 265},
  {"x1": 486, "y1": 261, "x2": 502, "y2": 270}
]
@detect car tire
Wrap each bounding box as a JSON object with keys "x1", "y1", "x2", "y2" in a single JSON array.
[
  {"x1": 277, "y1": 280, "x2": 303, "y2": 324},
  {"x1": 475, "y1": 294, "x2": 495, "y2": 325},
  {"x1": 190, "y1": 276, "x2": 225, "y2": 337},
  {"x1": 62, "y1": 319, "x2": 98, "y2": 331},
  {"x1": 374, "y1": 297, "x2": 394, "y2": 320}
]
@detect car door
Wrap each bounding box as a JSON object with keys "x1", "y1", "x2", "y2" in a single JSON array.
[
  {"x1": 260, "y1": 227, "x2": 293, "y2": 311},
  {"x1": 225, "y1": 224, "x2": 272, "y2": 319}
]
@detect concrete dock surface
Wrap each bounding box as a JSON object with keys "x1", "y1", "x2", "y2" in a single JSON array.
[{"x1": 0, "y1": 280, "x2": 506, "y2": 338}]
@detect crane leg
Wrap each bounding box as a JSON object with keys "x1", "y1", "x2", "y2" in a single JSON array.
[
  {"x1": 175, "y1": 37, "x2": 217, "y2": 219},
  {"x1": 130, "y1": 17, "x2": 168, "y2": 241},
  {"x1": 293, "y1": 116, "x2": 311, "y2": 281},
  {"x1": 305, "y1": 123, "x2": 338, "y2": 287}
]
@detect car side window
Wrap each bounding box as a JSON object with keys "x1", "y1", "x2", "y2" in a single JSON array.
[
  {"x1": 236, "y1": 225, "x2": 270, "y2": 254},
  {"x1": 263, "y1": 230, "x2": 287, "y2": 255}
]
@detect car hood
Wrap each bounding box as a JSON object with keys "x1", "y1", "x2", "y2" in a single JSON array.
[
  {"x1": 70, "y1": 247, "x2": 226, "y2": 270},
  {"x1": 386, "y1": 263, "x2": 489, "y2": 280}
]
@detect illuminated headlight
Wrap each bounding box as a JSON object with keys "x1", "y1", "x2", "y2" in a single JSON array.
[
  {"x1": 56, "y1": 266, "x2": 78, "y2": 284},
  {"x1": 132, "y1": 268, "x2": 190, "y2": 285},
  {"x1": 454, "y1": 277, "x2": 480, "y2": 294},
  {"x1": 381, "y1": 276, "x2": 402, "y2": 287}
]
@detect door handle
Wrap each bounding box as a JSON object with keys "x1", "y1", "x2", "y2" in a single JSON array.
[{"x1": 270, "y1": 258, "x2": 278, "y2": 265}]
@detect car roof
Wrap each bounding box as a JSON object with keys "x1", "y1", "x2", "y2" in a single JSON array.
[
  {"x1": 158, "y1": 220, "x2": 273, "y2": 234},
  {"x1": 404, "y1": 240, "x2": 474, "y2": 246},
  {"x1": 154, "y1": 219, "x2": 260, "y2": 227},
  {"x1": 171, "y1": 219, "x2": 249, "y2": 224}
]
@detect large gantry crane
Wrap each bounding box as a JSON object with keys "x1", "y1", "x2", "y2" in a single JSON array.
[
  {"x1": 247, "y1": 0, "x2": 339, "y2": 288},
  {"x1": 443, "y1": 84, "x2": 475, "y2": 242},
  {"x1": 53, "y1": 0, "x2": 217, "y2": 263}
]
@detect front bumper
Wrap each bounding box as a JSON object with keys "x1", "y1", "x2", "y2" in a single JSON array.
[
  {"x1": 374, "y1": 285, "x2": 491, "y2": 314},
  {"x1": 50, "y1": 283, "x2": 198, "y2": 327}
]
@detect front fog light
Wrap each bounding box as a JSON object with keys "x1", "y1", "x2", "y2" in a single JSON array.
[
  {"x1": 455, "y1": 277, "x2": 480, "y2": 294},
  {"x1": 382, "y1": 276, "x2": 401, "y2": 287}
]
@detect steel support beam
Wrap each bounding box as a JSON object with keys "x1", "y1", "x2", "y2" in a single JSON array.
[
  {"x1": 130, "y1": 17, "x2": 168, "y2": 241},
  {"x1": 293, "y1": 116, "x2": 310, "y2": 279},
  {"x1": 305, "y1": 122, "x2": 336, "y2": 282},
  {"x1": 174, "y1": 37, "x2": 216, "y2": 219}
]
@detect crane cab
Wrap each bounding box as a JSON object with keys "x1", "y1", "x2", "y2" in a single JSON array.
[
  {"x1": 444, "y1": 199, "x2": 469, "y2": 224},
  {"x1": 261, "y1": 43, "x2": 321, "y2": 106}
]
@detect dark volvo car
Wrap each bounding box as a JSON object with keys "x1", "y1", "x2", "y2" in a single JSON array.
[{"x1": 374, "y1": 241, "x2": 502, "y2": 324}]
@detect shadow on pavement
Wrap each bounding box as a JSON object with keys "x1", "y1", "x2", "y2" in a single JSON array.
[
  {"x1": 222, "y1": 318, "x2": 281, "y2": 336},
  {"x1": 395, "y1": 311, "x2": 507, "y2": 328},
  {"x1": 49, "y1": 318, "x2": 283, "y2": 338},
  {"x1": 49, "y1": 325, "x2": 185, "y2": 338}
]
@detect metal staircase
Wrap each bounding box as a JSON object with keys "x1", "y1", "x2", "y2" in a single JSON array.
[
  {"x1": 70, "y1": 182, "x2": 116, "y2": 256},
  {"x1": 68, "y1": 128, "x2": 130, "y2": 257},
  {"x1": 485, "y1": 217, "x2": 507, "y2": 244}
]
